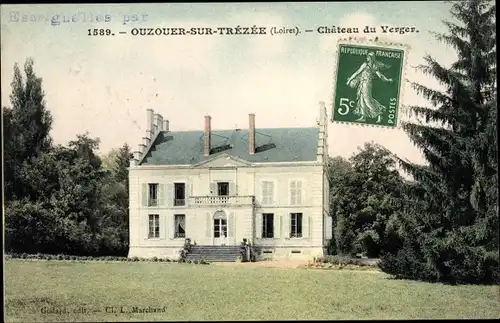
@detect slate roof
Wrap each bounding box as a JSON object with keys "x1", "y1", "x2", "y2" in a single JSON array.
[{"x1": 140, "y1": 127, "x2": 319, "y2": 165}]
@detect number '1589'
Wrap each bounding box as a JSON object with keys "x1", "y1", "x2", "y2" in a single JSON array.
[{"x1": 88, "y1": 29, "x2": 112, "y2": 36}]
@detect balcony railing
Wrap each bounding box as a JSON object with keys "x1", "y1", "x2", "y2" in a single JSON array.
[
  {"x1": 189, "y1": 195, "x2": 255, "y2": 206},
  {"x1": 174, "y1": 199, "x2": 186, "y2": 206}
]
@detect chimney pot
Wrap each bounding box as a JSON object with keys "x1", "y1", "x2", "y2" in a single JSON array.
[
  {"x1": 155, "y1": 113, "x2": 164, "y2": 132},
  {"x1": 249, "y1": 113, "x2": 255, "y2": 155},
  {"x1": 163, "y1": 120, "x2": 169, "y2": 132},
  {"x1": 146, "y1": 109, "x2": 155, "y2": 139},
  {"x1": 204, "y1": 116, "x2": 211, "y2": 156}
]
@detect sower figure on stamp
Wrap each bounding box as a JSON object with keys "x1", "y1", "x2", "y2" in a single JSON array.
[{"x1": 346, "y1": 52, "x2": 392, "y2": 123}]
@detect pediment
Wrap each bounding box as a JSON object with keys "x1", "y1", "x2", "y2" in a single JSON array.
[{"x1": 194, "y1": 154, "x2": 250, "y2": 168}]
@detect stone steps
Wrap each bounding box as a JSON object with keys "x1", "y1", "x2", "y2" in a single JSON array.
[{"x1": 186, "y1": 245, "x2": 241, "y2": 262}]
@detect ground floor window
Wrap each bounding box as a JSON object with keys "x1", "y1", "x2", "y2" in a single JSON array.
[
  {"x1": 148, "y1": 214, "x2": 160, "y2": 238},
  {"x1": 214, "y1": 218, "x2": 227, "y2": 238},
  {"x1": 290, "y1": 213, "x2": 302, "y2": 238},
  {"x1": 175, "y1": 214, "x2": 185, "y2": 238},
  {"x1": 262, "y1": 213, "x2": 274, "y2": 238}
]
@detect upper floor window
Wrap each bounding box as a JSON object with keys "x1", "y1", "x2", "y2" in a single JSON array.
[
  {"x1": 262, "y1": 181, "x2": 274, "y2": 205},
  {"x1": 290, "y1": 180, "x2": 303, "y2": 205},
  {"x1": 217, "y1": 182, "x2": 229, "y2": 196},
  {"x1": 290, "y1": 213, "x2": 303, "y2": 238},
  {"x1": 148, "y1": 183, "x2": 158, "y2": 206},
  {"x1": 174, "y1": 183, "x2": 185, "y2": 206}
]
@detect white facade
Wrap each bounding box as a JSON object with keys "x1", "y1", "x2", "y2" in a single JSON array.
[{"x1": 128, "y1": 103, "x2": 331, "y2": 261}]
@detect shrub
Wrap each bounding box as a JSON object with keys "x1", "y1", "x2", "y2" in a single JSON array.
[
  {"x1": 131, "y1": 256, "x2": 139, "y2": 262},
  {"x1": 20, "y1": 253, "x2": 28, "y2": 259},
  {"x1": 152, "y1": 256, "x2": 158, "y2": 262}
]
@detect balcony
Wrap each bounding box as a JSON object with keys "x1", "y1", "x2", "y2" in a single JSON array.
[{"x1": 189, "y1": 195, "x2": 255, "y2": 206}]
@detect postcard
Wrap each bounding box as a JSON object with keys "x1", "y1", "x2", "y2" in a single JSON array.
[{"x1": 2, "y1": 1, "x2": 497, "y2": 322}]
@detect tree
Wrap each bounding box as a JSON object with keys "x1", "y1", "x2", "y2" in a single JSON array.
[
  {"x1": 4, "y1": 58, "x2": 53, "y2": 200},
  {"x1": 328, "y1": 143, "x2": 405, "y2": 257},
  {"x1": 97, "y1": 143, "x2": 133, "y2": 255},
  {"x1": 379, "y1": 0, "x2": 498, "y2": 284}
]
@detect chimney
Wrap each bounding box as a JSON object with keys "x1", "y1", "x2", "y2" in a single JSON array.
[
  {"x1": 249, "y1": 113, "x2": 255, "y2": 155},
  {"x1": 163, "y1": 120, "x2": 169, "y2": 132},
  {"x1": 155, "y1": 113, "x2": 164, "y2": 132},
  {"x1": 204, "y1": 115, "x2": 211, "y2": 156},
  {"x1": 146, "y1": 109, "x2": 155, "y2": 139}
]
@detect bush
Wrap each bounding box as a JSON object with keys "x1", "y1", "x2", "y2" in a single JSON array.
[{"x1": 379, "y1": 244, "x2": 500, "y2": 285}]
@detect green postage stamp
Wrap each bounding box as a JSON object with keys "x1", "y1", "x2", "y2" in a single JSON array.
[{"x1": 331, "y1": 40, "x2": 407, "y2": 127}]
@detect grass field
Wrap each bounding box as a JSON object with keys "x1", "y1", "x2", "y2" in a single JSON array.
[{"x1": 5, "y1": 259, "x2": 499, "y2": 321}]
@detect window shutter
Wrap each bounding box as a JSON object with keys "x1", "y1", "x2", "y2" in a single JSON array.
[
  {"x1": 296, "y1": 181, "x2": 302, "y2": 205},
  {"x1": 158, "y1": 184, "x2": 166, "y2": 206},
  {"x1": 256, "y1": 213, "x2": 262, "y2": 238},
  {"x1": 210, "y1": 182, "x2": 217, "y2": 195},
  {"x1": 206, "y1": 212, "x2": 212, "y2": 237},
  {"x1": 166, "y1": 184, "x2": 174, "y2": 207},
  {"x1": 143, "y1": 215, "x2": 148, "y2": 240},
  {"x1": 326, "y1": 215, "x2": 333, "y2": 240},
  {"x1": 142, "y1": 184, "x2": 148, "y2": 207},
  {"x1": 167, "y1": 214, "x2": 174, "y2": 239},
  {"x1": 269, "y1": 182, "x2": 275, "y2": 204},
  {"x1": 302, "y1": 214, "x2": 309, "y2": 239},
  {"x1": 160, "y1": 214, "x2": 167, "y2": 240},
  {"x1": 284, "y1": 214, "x2": 291, "y2": 239},
  {"x1": 229, "y1": 182, "x2": 236, "y2": 196},
  {"x1": 274, "y1": 214, "x2": 281, "y2": 239},
  {"x1": 290, "y1": 181, "x2": 296, "y2": 205},
  {"x1": 228, "y1": 212, "x2": 235, "y2": 238}
]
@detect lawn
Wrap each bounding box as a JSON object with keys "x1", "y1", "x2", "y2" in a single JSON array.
[{"x1": 4, "y1": 259, "x2": 499, "y2": 321}]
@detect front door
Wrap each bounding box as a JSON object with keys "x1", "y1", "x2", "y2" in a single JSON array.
[{"x1": 213, "y1": 218, "x2": 227, "y2": 245}]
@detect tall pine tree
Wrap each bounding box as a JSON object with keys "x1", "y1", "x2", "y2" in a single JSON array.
[{"x1": 379, "y1": 0, "x2": 498, "y2": 284}]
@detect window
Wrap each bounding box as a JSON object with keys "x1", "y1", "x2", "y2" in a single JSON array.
[
  {"x1": 290, "y1": 213, "x2": 303, "y2": 238},
  {"x1": 213, "y1": 218, "x2": 227, "y2": 238},
  {"x1": 174, "y1": 214, "x2": 186, "y2": 238},
  {"x1": 174, "y1": 183, "x2": 185, "y2": 206},
  {"x1": 290, "y1": 181, "x2": 302, "y2": 205},
  {"x1": 262, "y1": 181, "x2": 274, "y2": 204},
  {"x1": 148, "y1": 214, "x2": 160, "y2": 238},
  {"x1": 217, "y1": 182, "x2": 229, "y2": 196},
  {"x1": 148, "y1": 184, "x2": 158, "y2": 206},
  {"x1": 262, "y1": 213, "x2": 274, "y2": 238}
]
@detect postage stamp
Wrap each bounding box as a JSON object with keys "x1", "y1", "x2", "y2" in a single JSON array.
[{"x1": 331, "y1": 41, "x2": 407, "y2": 128}]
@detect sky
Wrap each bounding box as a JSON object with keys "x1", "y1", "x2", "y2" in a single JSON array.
[{"x1": 1, "y1": 2, "x2": 456, "y2": 163}]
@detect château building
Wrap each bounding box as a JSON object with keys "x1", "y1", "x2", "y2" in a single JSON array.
[{"x1": 128, "y1": 103, "x2": 331, "y2": 260}]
